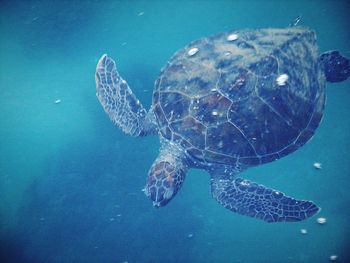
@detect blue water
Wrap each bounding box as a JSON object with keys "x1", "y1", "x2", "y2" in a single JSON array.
[{"x1": 1, "y1": 1, "x2": 349, "y2": 262}]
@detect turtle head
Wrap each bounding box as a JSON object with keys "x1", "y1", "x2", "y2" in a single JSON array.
[{"x1": 144, "y1": 155, "x2": 187, "y2": 207}]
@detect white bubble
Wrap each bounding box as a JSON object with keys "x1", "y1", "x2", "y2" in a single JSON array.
[
  {"x1": 313, "y1": 162, "x2": 322, "y2": 169},
  {"x1": 240, "y1": 180, "x2": 250, "y2": 186},
  {"x1": 329, "y1": 255, "x2": 338, "y2": 261},
  {"x1": 317, "y1": 217, "x2": 327, "y2": 224},
  {"x1": 227, "y1": 34, "x2": 239, "y2": 41},
  {"x1": 218, "y1": 141, "x2": 223, "y2": 148},
  {"x1": 276, "y1": 74, "x2": 289, "y2": 86},
  {"x1": 300, "y1": 229, "x2": 308, "y2": 235},
  {"x1": 188, "y1": 47, "x2": 199, "y2": 56}
]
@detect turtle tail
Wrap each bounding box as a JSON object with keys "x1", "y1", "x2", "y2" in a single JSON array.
[{"x1": 319, "y1": 50, "x2": 350, "y2": 83}]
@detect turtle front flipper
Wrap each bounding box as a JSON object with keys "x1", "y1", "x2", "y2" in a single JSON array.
[
  {"x1": 320, "y1": 50, "x2": 350, "y2": 82},
  {"x1": 210, "y1": 176, "x2": 319, "y2": 223},
  {"x1": 95, "y1": 54, "x2": 157, "y2": 136},
  {"x1": 144, "y1": 143, "x2": 188, "y2": 207}
]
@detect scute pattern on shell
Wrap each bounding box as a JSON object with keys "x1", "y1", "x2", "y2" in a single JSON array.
[{"x1": 153, "y1": 28, "x2": 325, "y2": 168}]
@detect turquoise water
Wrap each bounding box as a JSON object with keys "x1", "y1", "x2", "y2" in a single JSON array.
[{"x1": 0, "y1": 0, "x2": 349, "y2": 262}]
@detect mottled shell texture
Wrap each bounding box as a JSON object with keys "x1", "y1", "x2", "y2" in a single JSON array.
[{"x1": 153, "y1": 28, "x2": 325, "y2": 168}]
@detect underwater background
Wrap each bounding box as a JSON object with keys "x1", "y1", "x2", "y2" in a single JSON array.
[{"x1": 0, "y1": 0, "x2": 349, "y2": 262}]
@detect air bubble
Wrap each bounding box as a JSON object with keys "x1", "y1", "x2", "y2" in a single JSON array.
[
  {"x1": 227, "y1": 34, "x2": 239, "y2": 41},
  {"x1": 188, "y1": 47, "x2": 199, "y2": 56}
]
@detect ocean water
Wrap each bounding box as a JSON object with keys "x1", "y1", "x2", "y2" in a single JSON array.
[{"x1": 0, "y1": 0, "x2": 349, "y2": 262}]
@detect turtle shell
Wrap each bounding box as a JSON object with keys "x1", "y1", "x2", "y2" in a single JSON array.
[{"x1": 152, "y1": 28, "x2": 325, "y2": 168}]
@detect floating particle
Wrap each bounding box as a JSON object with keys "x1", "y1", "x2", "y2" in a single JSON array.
[
  {"x1": 217, "y1": 140, "x2": 223, "y2": 148},
  {"x1": 329, "y1": 255, "x2": 338, "y2": 261},
  {"x1": 317, "y1": 217, "x2": 327, "y2": 224},
  {"x1": 137, "y1": 11, "x2": 144, "y2": 16},
  {"x1": 276, "y1": 74, "x2": 289, "y2": 86},
  {"x1": 300, "y1": 229, "x2": 308, "y2": 235},
  {"x1": 187, "y1": 233, "x2": 194, "y2": 238},
  {"x1": 211, "y1": 110, "x2": 219, "y2": 116},
  {"x1": 313, "y1": 162, "x2": 322, "y2": 169},
  {"x1": 240, "y1": 180, "x2": 250, "y2": 186},
  {"x1": 54, "y1": 99, "x2": 61, "y2": 104},
  {"x1": 289, "y1": 15, "x2": 301, "y2": 27},
  {"x1": 227, "y1": 33, "x2": 239, "y2": 41},
  {"x1": 188, "y1": 47, "x2": 199, "y2": 56}
]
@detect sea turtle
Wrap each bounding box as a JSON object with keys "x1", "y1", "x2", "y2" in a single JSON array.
[{"x1": 95, "y1": 27, "x2": 349, "y2": 223}]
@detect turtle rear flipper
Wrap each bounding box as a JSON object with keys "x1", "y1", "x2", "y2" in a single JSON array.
[
  {"x1": 320, "y1": 50, "x2": 350, "y2": 82},
  {"x1": 95, "y1": 54, "x2": 157, "y2": 136},
  {"x1": 211, "y1": 176, "x2": 319, "y2": 223}
]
